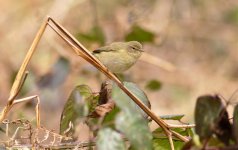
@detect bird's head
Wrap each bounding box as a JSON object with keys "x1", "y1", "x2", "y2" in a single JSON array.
[{"x1": 126, "y1": 41, "x2": 143, "y2": 58}]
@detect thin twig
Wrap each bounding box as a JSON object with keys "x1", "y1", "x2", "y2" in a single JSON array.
[
  {"x1": 10, "y1": 141, "x2": 96, "y2": 149},
  {"x1": 168, "y1": 132, "x2": 175, "y2": 150}
]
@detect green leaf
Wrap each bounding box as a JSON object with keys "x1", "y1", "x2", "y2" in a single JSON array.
[
  {"x1": 186, "y1": 128, "x2": 195, "y2": 138},
  {"x1": 233, "y1": 104, "x2": 238, "y2": 143},
  {"x1": 194, "y1": 95, "x2": 224, "y2": 141},
  {"x1": 76, "y1": 26, "x2": 105, "y2": 45},
  {"x1": 112, "y1": 82, "x2": 151, "y2": 118},
  {"x1": 194, "y1": 96, "x2": 232, "y2": 145},
  {"x1": 102, "y1": 106, "x2": 120, "y2": 128},
  {"x1": 88, "y1": 95, "x2": 99, "y2": 115},
  {"x1": 125, "y1": 25, "x2": 155, "y2": 42},
  {"x1": 116, "y1": 111, "x2": 153, "y2": 150},
  {"x1": 153, "y1": 127, "x2": 191, "y2": 139},
  {"x1": 153, "y1": 138, "x2": 185, "y2": 150},
  {"x1": 96, "y1": 128, "x2": 126, "y2": 150},
  {"x1": 60, "y1": 85, "x2": 96, "y2": 136},
  {"x1": 145, "y1": 79, "x2": 162, "y2": 91},
  {"x1": 160, "y1": 114, "x2": 185, "y2": 121},
  {"x1": 152, "y1": 128, "x2": 187, "y2": 150},
  {"x1": 112, "y1": 82, "x2": 152, "y2": 150}
]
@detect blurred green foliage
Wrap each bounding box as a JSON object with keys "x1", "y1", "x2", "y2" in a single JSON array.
[
  {"x1": 145, "y1": 79, "x2": 162, "y2": 91},
  {"x1": 224, "y1": 6, "x2": 238, "y2": 25},
  {"x1": 60, "y1": 85, "x2": 97, "y2": 137},
  {"x1": 125, "y1": 25, "x2": 155, "y2": 42},
  {"x1": 76, "y1": 26, "x2": 105, "y2": 46}
]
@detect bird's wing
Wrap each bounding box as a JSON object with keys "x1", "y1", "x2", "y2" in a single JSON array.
[
  {"x1": 92, "y1": 42, "x2": 123, "y2": 53},
  {"x1": 92, "y1": 46, "x2": 114, "y2": 53}
]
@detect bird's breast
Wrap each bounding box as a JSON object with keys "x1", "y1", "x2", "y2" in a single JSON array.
[{"x1": 94, "y1": 51, "x2": 138, "y2": 73}]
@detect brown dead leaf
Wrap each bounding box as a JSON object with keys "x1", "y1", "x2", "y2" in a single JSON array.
[{"x1": 89, "y1": 101, "x2": 115, "y2": 117}]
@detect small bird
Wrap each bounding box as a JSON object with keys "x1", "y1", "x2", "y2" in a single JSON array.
[{"x1": 92, "y1": 41, "x2": 143, "y2": 73}]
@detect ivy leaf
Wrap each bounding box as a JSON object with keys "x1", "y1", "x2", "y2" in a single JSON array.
[
  {"x1": 152, "y1": 128, "x2": 187, "y2": 150},
  {"x1": 195, "y1": 95, "x2": 232, "y2": 145},
  {"x1": 195, "y1": 95, "x2": 222, "y2": 140},
  {"x1": 112, "y1": 82, "x2": 152, "y2": 150},
  {"x1": 112, "y1": 82, "x2": 151, "y2": 118},
  {"x1": 116, "y1": 111, "x2": 152, "y2": 150},
  {"x1": 97, "y1": 128, "x2": 126, "y2": 150},
  {"x1": 60, "y1": 85, "x2": 97, "y2": 136},
  {"x1": 153, "y1": 127, "x2": 192, "y2": 139},
  {"x1": 153, "y1": 138, "x2": 185, "y2": 150},
  {"x1": 102, "y1": 106, "x2": 120, "y2": 128},
  {"x1": 125, "y1": 25, "x2": 155, "y2": 42}
]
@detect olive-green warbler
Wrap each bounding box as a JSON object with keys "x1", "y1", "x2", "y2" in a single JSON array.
[{"x1": 93, "y1": 41, "x2": 143, "y2": 73}]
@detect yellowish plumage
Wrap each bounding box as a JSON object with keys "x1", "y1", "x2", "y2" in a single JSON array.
[{"x1": 93, "y1": 41, "x2": 143, "y2": 73}]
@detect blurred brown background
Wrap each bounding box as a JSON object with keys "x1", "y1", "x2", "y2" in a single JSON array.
[{"x1": 1, "y1": 0, "x2": 238, "y2": 130}]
